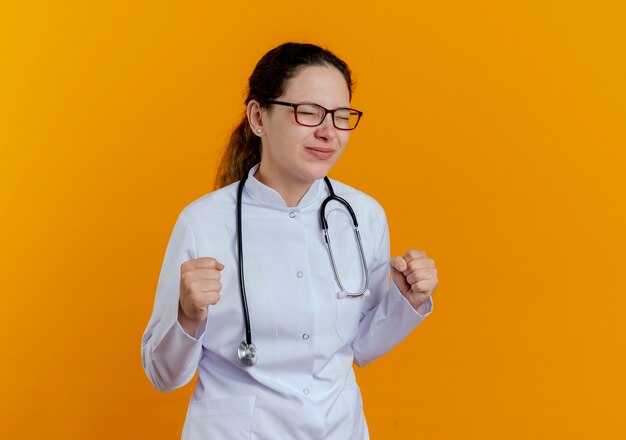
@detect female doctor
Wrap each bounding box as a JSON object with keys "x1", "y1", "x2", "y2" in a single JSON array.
[{"x1": 141, "y1": 42, "x2": 438, "y2": 439}]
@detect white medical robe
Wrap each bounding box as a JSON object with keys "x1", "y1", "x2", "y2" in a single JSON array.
[{"x1": 141, "y1": 164, "x2": 433, "y2": 439}]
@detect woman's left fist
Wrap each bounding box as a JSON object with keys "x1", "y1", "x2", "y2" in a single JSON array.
[{"x1": 390, "y1": 249, "x2": 438, "y2": 310}]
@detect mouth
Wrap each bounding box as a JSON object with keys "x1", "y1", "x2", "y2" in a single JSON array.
[{"x1": 305, "y1": 146, "x2": 336, "y2": 160}]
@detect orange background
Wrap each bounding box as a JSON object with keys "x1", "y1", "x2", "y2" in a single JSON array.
[{"x1": 1, "y1": 1, "x2": 625, "y2": 438}]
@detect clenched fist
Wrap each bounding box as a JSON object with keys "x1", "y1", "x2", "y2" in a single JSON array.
[
  {"x1": 178, "y1": 257, "x2": 224, "y2": 336},
  {"x1": 390, "y1": 249, "x2": 438, "y2": 311}
]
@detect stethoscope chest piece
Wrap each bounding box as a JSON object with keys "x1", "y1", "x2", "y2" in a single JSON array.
[{"x1": 238, "y1": 340, "x2": 257, "y2": 366}]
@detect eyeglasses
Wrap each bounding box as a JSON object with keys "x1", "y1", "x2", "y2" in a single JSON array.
[{"x1": 268, "y1": 100, "x2": 363, "y2": 130}]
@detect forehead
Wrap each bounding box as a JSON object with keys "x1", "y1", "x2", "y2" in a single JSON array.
[{"x1": 280, "y1": 65, "x2": 350, "y2": 107}]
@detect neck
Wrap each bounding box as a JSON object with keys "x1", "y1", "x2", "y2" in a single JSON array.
[{"x1": 254, "y1": 164, "x2": 314, "y2": 208}]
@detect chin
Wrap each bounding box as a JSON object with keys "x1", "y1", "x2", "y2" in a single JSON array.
[{"x1": 303, "y1": 162, "x2": 335, "y2": 181}]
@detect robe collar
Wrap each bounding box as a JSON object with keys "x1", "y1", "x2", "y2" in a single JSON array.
[{"x1": 243, "y1": 163, "x2": 326, "y2": 210}]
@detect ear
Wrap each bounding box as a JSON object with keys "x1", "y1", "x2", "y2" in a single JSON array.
[{"x1": 246, "y1": 100, "x2": 265, "y2": 136}]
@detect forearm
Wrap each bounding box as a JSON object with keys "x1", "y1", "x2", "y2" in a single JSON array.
[{"x1": 352, "y1": 282, "x2": 432, "y2": 367}]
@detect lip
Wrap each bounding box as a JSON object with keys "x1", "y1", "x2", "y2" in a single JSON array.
[{"x1": 305, "y1": 146, "x2": 336, "y2": 160}]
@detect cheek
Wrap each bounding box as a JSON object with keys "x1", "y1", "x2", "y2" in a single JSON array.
[
  {"x1": 266, "y1": 126, "x2": 301, "y2": 153},
  {"x1": 281, "y1": 123, "x2": 310, "y2": 143},
  {"x1": 338, "y1": 132, "x2": 350, "y2": 148}
]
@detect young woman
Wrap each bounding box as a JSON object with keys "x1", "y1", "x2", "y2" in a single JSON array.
[{"x1": 142, "y1": 42, "x2": 438, "y2": 439}]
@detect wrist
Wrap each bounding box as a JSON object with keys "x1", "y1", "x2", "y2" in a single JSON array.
[
  {"x1": 178, "y1": 301, "x2": 201, "y2": 336},
  {"x1": 400, "y1": 290, "x2": 427, "y2": 311}
]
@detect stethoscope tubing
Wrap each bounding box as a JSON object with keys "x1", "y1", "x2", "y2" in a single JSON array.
[
  {"x1": 237, "y1": 174, "x2": 253, "y2": 347},
  {"x1": 321, "y1": 177, "x2": 370, "y2": 298},
  {"x1": 236, "y1": 175, "x2": 369, "y2": 366}
]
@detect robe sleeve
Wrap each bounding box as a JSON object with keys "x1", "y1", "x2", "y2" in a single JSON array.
[
  {"x1": 141, "y1": 210, "x2": 209, "y2": 391},
  {"x1": 351, "y1": 205, "x2": 433, "y2": 367}
]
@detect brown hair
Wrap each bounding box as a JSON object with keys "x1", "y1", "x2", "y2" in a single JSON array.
[{"x1": 214, "y1": 42, "x2": 354, "y2": 189}]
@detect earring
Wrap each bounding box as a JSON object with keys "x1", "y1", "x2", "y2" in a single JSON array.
[{"x1": 256, "y1": 129, "x2": 262, "y2": 134}]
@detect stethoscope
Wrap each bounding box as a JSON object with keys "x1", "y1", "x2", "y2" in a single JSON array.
[{"x1": 236, "y1": 174, "x2": 370, "y2": 366}]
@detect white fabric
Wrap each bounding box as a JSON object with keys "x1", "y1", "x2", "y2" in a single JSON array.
[{"x1": 141, "y1": 164, "x2": 433, "y2": 439}]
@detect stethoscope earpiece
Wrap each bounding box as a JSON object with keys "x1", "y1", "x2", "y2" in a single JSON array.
[{"x1": 337, "y1": 288, "x2": 370, "y2": 299}]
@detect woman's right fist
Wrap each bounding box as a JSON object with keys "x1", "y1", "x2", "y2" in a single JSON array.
[{"x1": 178, "y1": 257, "x2": 224, "y2": 335}]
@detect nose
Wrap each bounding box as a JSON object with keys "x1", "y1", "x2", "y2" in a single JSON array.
[{"x1": 314, "y1": 112, "x2": 337, "y2": 141}]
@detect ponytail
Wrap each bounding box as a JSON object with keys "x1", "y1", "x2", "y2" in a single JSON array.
[{"x1": 214, "y1": 115, "x2": 261, "y2": 189}]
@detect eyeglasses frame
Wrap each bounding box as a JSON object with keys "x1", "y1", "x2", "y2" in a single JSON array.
[{"x1": 267, "y1": 100, "x2": 363, "y2": 130}]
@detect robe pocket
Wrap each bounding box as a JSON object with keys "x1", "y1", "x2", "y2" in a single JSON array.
[
  {"x1": 183, "y1": 395, "x2": 256, "y2": 439},
  {"x1": 335, "y1": 278, "x2": 365, "y2": 344}
]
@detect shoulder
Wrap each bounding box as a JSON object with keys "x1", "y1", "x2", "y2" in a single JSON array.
[{"x1": 177, "y1": 180, "x2": 239, "y2": 224}]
